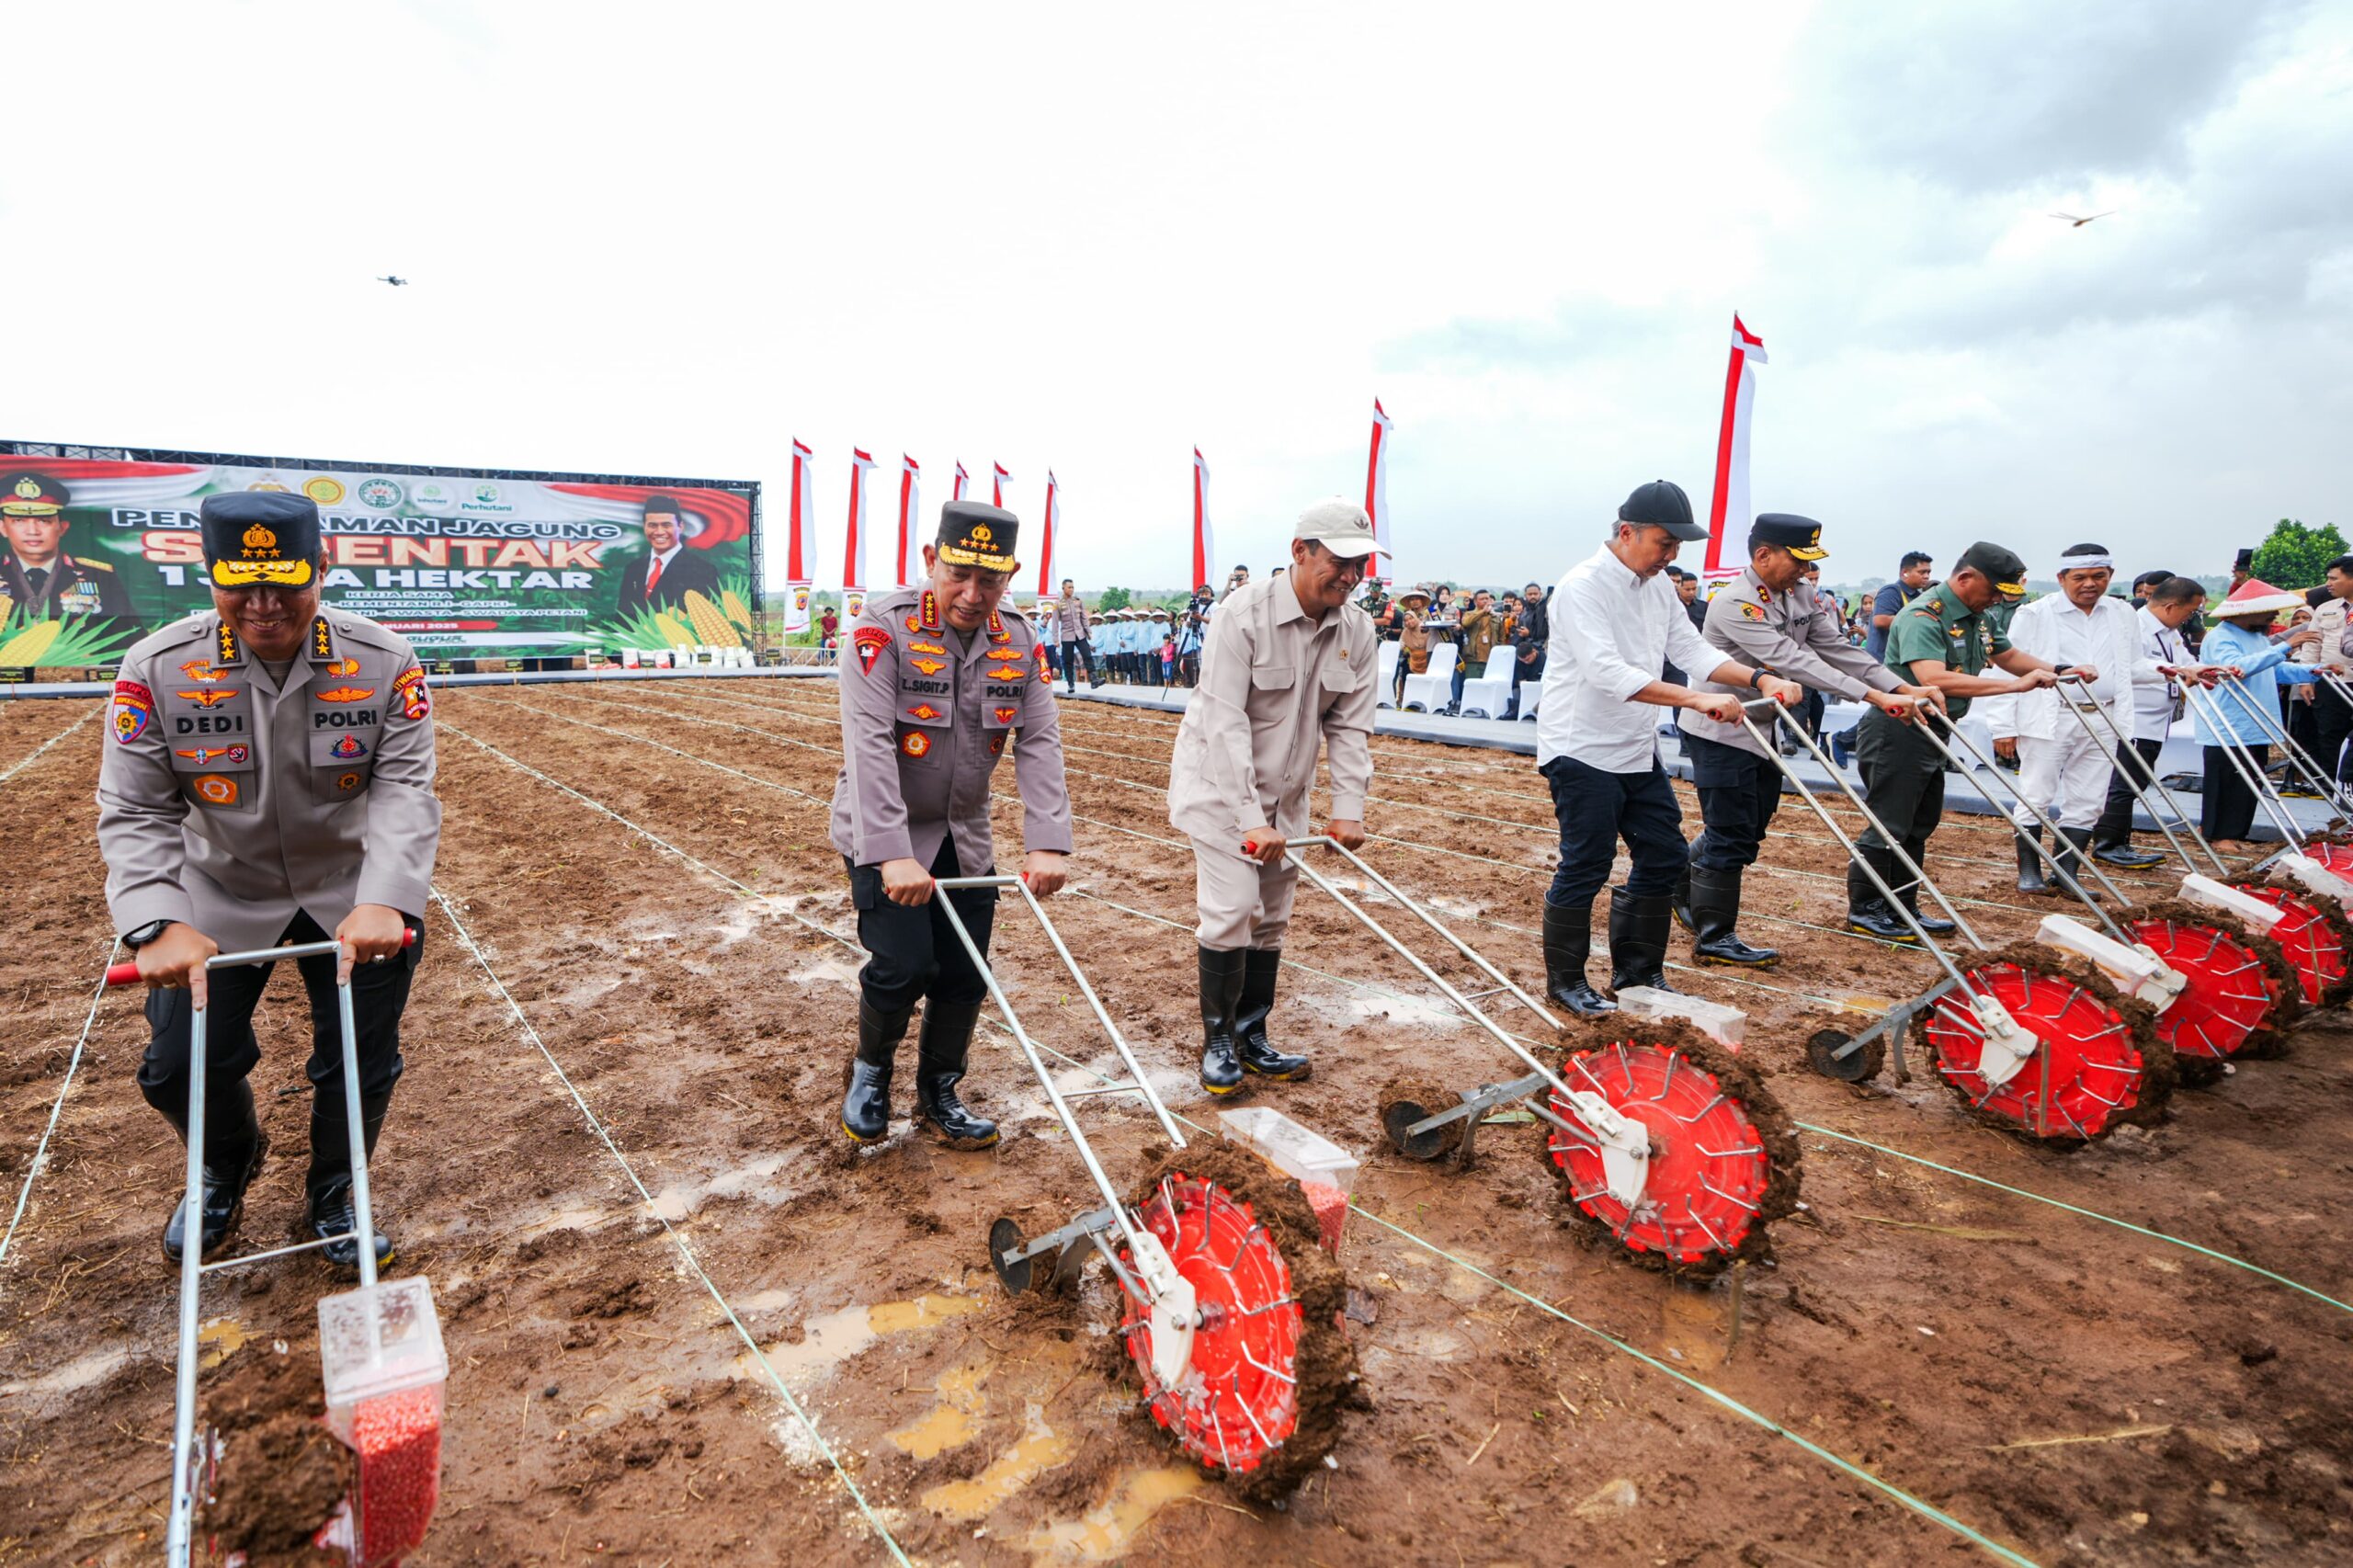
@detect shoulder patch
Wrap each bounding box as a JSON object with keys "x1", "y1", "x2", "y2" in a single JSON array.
[
  {"x1": 111, "y1": 680, "x2": 154, "y2": 744},
  {"x1": 853, "y1": 625, "x2": 892, "y2": 676},
  {"x1": 1737, "y1": 600, "x2": 1766, "y2": 621}
]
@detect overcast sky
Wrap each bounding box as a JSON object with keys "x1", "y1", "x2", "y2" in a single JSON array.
[{"x1": 6, "y1": 2, "x2": 2347, "y2": 596}]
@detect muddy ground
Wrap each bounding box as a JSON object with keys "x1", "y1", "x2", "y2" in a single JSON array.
[{"x1": 2, "y1": 676, "x2": 2350, "y2": 1567}]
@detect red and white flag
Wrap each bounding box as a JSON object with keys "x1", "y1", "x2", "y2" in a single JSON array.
[
  {"x1": 1702, "y1": 314, "x2": 1768, "y2": 582},
  {"x1": 786, "y1": 437, "x2": 816, "y2": 632},
  {"x1": 895, "y1": 455, "x2": 922, "y2": 586},
  {"x1": 1364, "y1": 399, "x2": 1394, "y2": 578},
  {"x1": 1035, "y1": 471, "x2": 1062, "y2": 595},
  {"x1": 992, "y1": 462, "x2": 1012, "y2": 508},
  {"x1": 1190, "y1": 448, "x2": 1214, "y2": 590},
  {"x1": 842, "y1": 448, "x2": 875, "y2": 618},
  {"x1": 952, "y1": 461, "x2": 969, "y2": 502}
]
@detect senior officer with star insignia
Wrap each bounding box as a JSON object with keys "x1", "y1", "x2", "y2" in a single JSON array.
[
  {"x1": 832, "y1": 501, "x2": 1073, "y2": 1150},
  {"x1": 1845, "y1": 541, "x2": 2069, "y2": 941},
  {"x1": 99, "y1": 492, "x2": 438, "y2": 1273},
  {"x1": 1, "y1": 471, "x2": 134, "y2": 625},
  {"x1": 1674, "y1": 514, "x2": 1943, "y2": 967}
]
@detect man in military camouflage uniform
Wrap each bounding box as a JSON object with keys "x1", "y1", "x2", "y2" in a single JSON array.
[
  {"x1": 100, "y1": 493, "x2": 438, "y2": 1272},
  {"x1": 831, "y1": 501, "x2": 1073, "y2": 1149},
  {"x1": 1, "y1": 471, "x2": 133, "y2": 626},
  {"x1": 1676, "y1": 514, "x2": 1941, "y2": 965},
  {"x1": 1846, "y1": 541, "x2": 2070, "y2": 940}
]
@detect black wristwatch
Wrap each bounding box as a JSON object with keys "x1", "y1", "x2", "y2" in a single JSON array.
[{"x1": 123, "y1": 919, "x2": 172, "y2": 949}]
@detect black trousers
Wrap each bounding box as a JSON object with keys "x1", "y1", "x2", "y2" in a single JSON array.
[
  {"x1": 2201, "y1": 743, "x2": 2272, "y2": 842},
  {"x1": 2092, "y1": 737, "x2": 2166, "y2": 846},
  {"x1": 1853, "y1": 708, "x2": 1946, "y2": 877},
  {"x1": 1059, "y1": 639, "x2": 1094, "y2": 690},
  {"x1": 2313, "y1": 679, "x2": 2353, "y2": 783},
  {"x1": 139, "y1": 909, "x2": 421, "y2": 1129},
  {"x1": 1684, "y1": 733, "x2": 1785, "y2": 872},
  {"x1": 849, "y1": 838, "x2": 999, "y2": 1013},
  {"x1": 1540, "y1": 755, "x2": 1686, "y2": 908}
]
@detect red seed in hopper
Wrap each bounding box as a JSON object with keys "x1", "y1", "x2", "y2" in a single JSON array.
[{"x1": 351, "y1": 1386, "x2": 442, "y2": 1563}]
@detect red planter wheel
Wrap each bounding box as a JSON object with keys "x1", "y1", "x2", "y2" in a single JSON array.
[
  {"x1": 2232, "y1": 883, "x2": 2351, "y2": 1008},
  {"x1": 1923, "y1": 959, "x2": 2162, "y2": 1141},
  {"x1": 2130, "y1": 915, "x2": 2279, "y2": 1061},
  {"x1": 1118, "y1": 1172, "x2": 1304, "y2": 1479},
  {"x1": 2302, "y1": 843, "x2": 2353, "y2": 879}
]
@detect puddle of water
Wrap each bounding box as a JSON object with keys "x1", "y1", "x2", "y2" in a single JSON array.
[
  {"x1": 1, "y1": 1344, "x2": 133, "y2": 1399},
  {"x1": 647, "y1": 1152, "x2": 797, "y2": 1222},
  {"x1": 921, "y1": 1401, "x2": 1072, "y2": 1520},
  {"x1": 1659, "y1": 1278, "x2": 1738, "y2": 1372},
  {"x1": 198, "y1": 1318, "x2": 249, "y2": 1369},
  {"x1": 887, "y1": 1363, "x2": 984, "y2": 1460},
  {"x1": 1825, "y1": 990, "x2": 1897, "y2": 1017},
  {"x1": 790, "y1": 952, "x2": 862, "y2": 989},
  {"x1": 733, "y1": 1287, "x2": 795, "y2": 1315},
  {"x1": 744, "y1": 1292, "x2": 984, "y2": 1389},
  {"x1": 1025, "y1": 1465, "x2": 1204, "y2": 1560},
  {"x1": 507, "y1": 1200, "x2": 614, "y2": 1244}
]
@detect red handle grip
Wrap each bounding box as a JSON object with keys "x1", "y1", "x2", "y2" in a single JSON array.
[{"x1": 106, "y1": 927, "x2": 417, "y2": 988}]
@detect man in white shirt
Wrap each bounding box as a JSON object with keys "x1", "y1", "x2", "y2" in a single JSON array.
[
  {"x1": 1535, "y1": 482, "x2": 1802, "y2": 1015},
  {"x1": 1999, "y1": 543, "x2": 2157, "y2": 892},
  {"x1": 2089, "y1": 574, "x2": 2217, "y2": 860}
]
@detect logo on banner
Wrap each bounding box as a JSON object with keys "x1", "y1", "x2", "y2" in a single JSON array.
[
  {"x1": 853, "y1": 627, "x2": 891, "y2": 676},
  {"x1": 792, "y1": 585, "x2": 812, "y2": 612},
  {"x1": 410, "y1": 479, "x2": 457, "y2": 512},
  {"x1": 191, "y1": 774, "x2": 240, "y2": 806},
  {"x1": 112, "y1": 680, "x2": 153, "y2": 744},
  {"x1": 356, "y1": 478, "x2": 404, "y2": 510},
  {"x1": 302, "y1": 477, "x2": 346, "y2": 506}
]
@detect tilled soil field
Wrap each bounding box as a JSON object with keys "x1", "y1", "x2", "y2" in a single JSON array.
[{"x1": 3, "y1": 676, "x2": 2350, "y2": 1567}]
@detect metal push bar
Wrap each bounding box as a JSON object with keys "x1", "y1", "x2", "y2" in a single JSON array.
[
  {"x1": 117, "y1": 934, "x2": 412, "y2": 1568},
  {"x1": 2219, "y1": 671, "x2": 2353, "y2": 817},
  {"x1": 2055, "y1": 675, "x2": 2227, "y2": 876},
  {"x1": 1915, "y1": 699, "x2": 2132, "y2": 915},
  {"x1": 2184, "y1": 684, "x2": 2309, "y2": 850}
]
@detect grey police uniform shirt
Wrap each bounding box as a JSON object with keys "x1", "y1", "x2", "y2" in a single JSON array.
[
  {"x1": 1678, "y1": 565, "x2": 1904, "y2": 758},
  {"x1": 98, "y1": 608, "x2": 442, "y2": 956},
  {"x1": 828, "y1": 586, "x2": 1074, "y2": 874}
]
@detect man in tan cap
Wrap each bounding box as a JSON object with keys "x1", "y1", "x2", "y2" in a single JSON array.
[{"x1": 1167, "y1": 498, "x2": 1383, "y2": 1094}]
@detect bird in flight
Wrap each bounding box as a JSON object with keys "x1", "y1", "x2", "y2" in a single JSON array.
[
  {"x1": 2049, "y1": 211, "x2": 2115, "y2": 228},
  {"x1": 375, "y1": 274, "x2": 409, "y2": 286}
]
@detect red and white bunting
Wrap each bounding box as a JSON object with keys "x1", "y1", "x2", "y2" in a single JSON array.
[
  {"x1": 843, "y1": 449, "x2": 875, "y2": 613},
  {"x1": 1702, "y1": 314, "x2": 1768, "y2": 582},
  {"x1": 1364, "y1": 399, "x2": 1393, "y2": 579},
  {"x1": 1190, "y1": 448, "x2": 1214, "y2": 591},
  {"x1": 1035, "y1": 471, "x2": 1061, "y2": 595},
  {"x1": 786, "y1": 437, "x2": 815, "y2": 632},
  {"x1": 992, "y1": 462, "x2": 1012, "y2": 508},
  {"x1": 952, "y1": 461, "x2": 969, "y2": 502},
  {"x1": 894, "y1": 455, "x2": 921, "y2": 587}
]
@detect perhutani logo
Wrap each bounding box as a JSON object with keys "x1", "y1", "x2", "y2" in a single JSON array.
[
  {"x1": 355, "y1": 478, "x2": 404, "y2": 510},
  {"x1": 473, "y1": 483, "x2": 499, "y2": 505},
  {"x1": 459, "y1": 480, "x2": 515, "y2": 515}
]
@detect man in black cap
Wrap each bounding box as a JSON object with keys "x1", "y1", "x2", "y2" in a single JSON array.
[
  {"x1": 1846, "y1": 541, "x2": 2071, "y2": 940},
  {"x1": 99, "y1": 492, "x2": 438, "y2": 1272},
  {"x1": 830, "y1": 501, "x2": 1073, "y2": 1149},
  {"x1": 1533, "y1": 482, "x2": 1802, "y2": 1012},
  {"x1": 1675, "y1": 515, "x2": 1939, "y2": 965},
  {"x1": 0, "y1": 471, "x2": 133, "y2": 630},
  {"x1": 616, "y1": 494, "x2": 720, "y2": 614}
]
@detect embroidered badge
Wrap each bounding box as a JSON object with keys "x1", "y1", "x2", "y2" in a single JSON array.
[
  {"x1": 988, "y1": 733, "x2": 1006, "y2": 756},
  {"x1": 909, "y1": 656, "x2": 947, "y2": 676},
  {"x1": 854, "y1": 626, "x2": 891, "y2": 676},
  {"x1": 993, "y1": 705, "x2": 1018, "y2": 724},
  {"x1": 174, "y1": 745, "x2": 236, "y2": 763},
  {"x1": 392, "y1": 665, "x2": 430, "y2": 721},
  {"x1": 1738, "y1": 601, "x2": 1766, "y2": 621},
  {"x1": 112, "y1": 680, "x2": 153, "y2": 744},
  {"x1": 326, "y1": 656, "x2": 362, "y2": 676},
  {"x1": 905, "y1": 702, "x2": 943, "y2": 722},
  {"x1": 216, "y1": 623, "x2": 242, "y2": 665},
  {"x1": 1033, "y1": 643, "x2": 1051, "y2": 682},
  {"x1": 176, "y1": 687, "x2": 237, "y2": 709},
  {"x1": 987, "y1": 608, "x2": 1009, "y2": 642},
  {"x1": 901, "y1": 730, "x2": 932, "y2": 758},
  {"x1": 176, "y1": 659, "x2": 227, "y2": 684},
  {"x1": 907, "y1": 640, "x2": 948, "y2": 657},
  {"x1": 328, "y1": 734, "x2": 370, "y2": 760},
  {"x1": 311, "y1": 617, "x2": 334, "y2": 658},
  {"x1": 986, "y1": 664, "x2": 1026, "y2": 680},
  {"x1": 315, "y1": 686, "x2": 378, "y2": 703},
  {"x1": 191, "y1": 773, "x2": 240, "y2": 807},
  {"x1": 336, "y1": 770, "x2": 365, "y2": 792}
]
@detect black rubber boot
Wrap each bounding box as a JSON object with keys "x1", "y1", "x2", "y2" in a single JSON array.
[
  {"x1": 1846, "y1": 848, "x2": 1921, "y2": 943},
  {"x1": 1688, "y1": 866, "x2": 1779, "y2": 968},
  {"x1": 1235, "y1": 948, "x2": 1311, "y2": 1081},
  {"x1": 2016, "y1": 828, "x2": 2050, "y2": 894},
  {"x1": 915, "y1": 998, "x2": 999, "y2": 1150},
  {"x1": 1607, "y1": 887, "x2": 1679, "y2": 994},
  {"x1": 1670, "y1": 869, "x2": 1696, "y2": 933},
  {"x1": 2092, "y1": 836, "x2": 2165, "y2": 869},
  {"x1": 841, "y1": 999, "x2": 912, "y2": 1144},
  {"x1": 1899, "y1": 881, "x2": 1959, "y2": 936},
  {"x1": 2054, "y1": 827, "x2": 2106, "y2": 903},
  {"x1": 1199, "y1": 947, "x2": 1248, "y2": 1094},
  {"x1": 307, "y1": 1093, "x2": 393, "y2": 1275},
  {"x1": 1542, "y1": 901, "x2": 1616, "y2": 1015},
  {"x1": 161, "y1": 1082, "x2": 267, "y2": 1266}
]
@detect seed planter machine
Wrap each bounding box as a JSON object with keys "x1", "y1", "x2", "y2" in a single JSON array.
[
  {"x1": 940, "y1": 876, "x2": 1354, "y2": 1497},
  {"x1": 106, "y1": 931, "x2": 444, "y2": 1568}
]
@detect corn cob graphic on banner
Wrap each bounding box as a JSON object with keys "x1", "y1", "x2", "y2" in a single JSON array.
[{"x1": 680, "y1": 590, "x2": 744, "y2": 648}]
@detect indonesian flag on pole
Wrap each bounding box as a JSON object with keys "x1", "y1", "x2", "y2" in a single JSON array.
[
  {"x1": 786, "y1": 438, "x2": 816, "y2": 632},
  {"x1": 843, "y1": 449, "x2": 875, "y2": 619},
  {"x1": 895, "y1": 455, "x2": 921, "y2": 587},
  {"x1": 992, "y1": 462, "x2": 1012, "y2": 508},
  {"x1": 952, "y1": 461, "x2": 969, "y2": 502},
  {"x1": 1364, "y1": 399, "x2": 1394, "y2": 580},
  {"x1": 1702, "y1": 314, "x2": 1768, "y2": 582},
  {"x1": 1191, "y1": 448, "x2": 1214, "y2": 590},
  {"x1": 1036, "y1": 471, "x2": 1062, "y2": 595}
]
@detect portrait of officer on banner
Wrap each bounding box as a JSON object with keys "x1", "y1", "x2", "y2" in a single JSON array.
[
  {"x1": 0, "y1": 471, "x2": 135, "y2": 655},
  {"x1": 615, "y1": 492, "x2": 721, "y2": 614}
]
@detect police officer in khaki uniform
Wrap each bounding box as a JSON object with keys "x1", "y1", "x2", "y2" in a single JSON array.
[
  {"x1": 1847, "y1": 541, "x2": 2067, "y2": 940},
  {"x1": 832, "y1": 502, "x2": 1073, "y2": 1149},
  {"x1": 1675, "y1": 515, "x2": 1941, "y2": 965},
  {"x1": 99, "y1": 493, "x2": 438, "y2": 1271},
  {"x1": 0, "y1": 472, "x2": 133, "y2": 623},
  {"x1": 1167, "y1": 499, "x2": 1382, "y2": 1093}
]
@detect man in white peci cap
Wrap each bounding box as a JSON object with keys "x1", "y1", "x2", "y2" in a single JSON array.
[{"x1": 1166, "y1": 498, "x2": 1384, "y2": 1095}]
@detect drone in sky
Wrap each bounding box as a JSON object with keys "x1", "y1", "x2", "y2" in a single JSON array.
[
  {"x1": 375, "y1": 275, "x2": 409, "y2": 287},
  {"x1": 2049, "y1": 211, "x2": 2115, "y2": 228}
]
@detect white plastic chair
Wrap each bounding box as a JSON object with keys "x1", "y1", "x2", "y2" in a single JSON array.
[
  {"x1": 1458, "y1": 658, "x2": 1515, "y2": 720},
  {"x1": 1375, "y1": 642, "x2": 1402, "y2": 709},
  {"x1": 1401, "y1": 643, "x2": 1459, "y2": 712}
]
